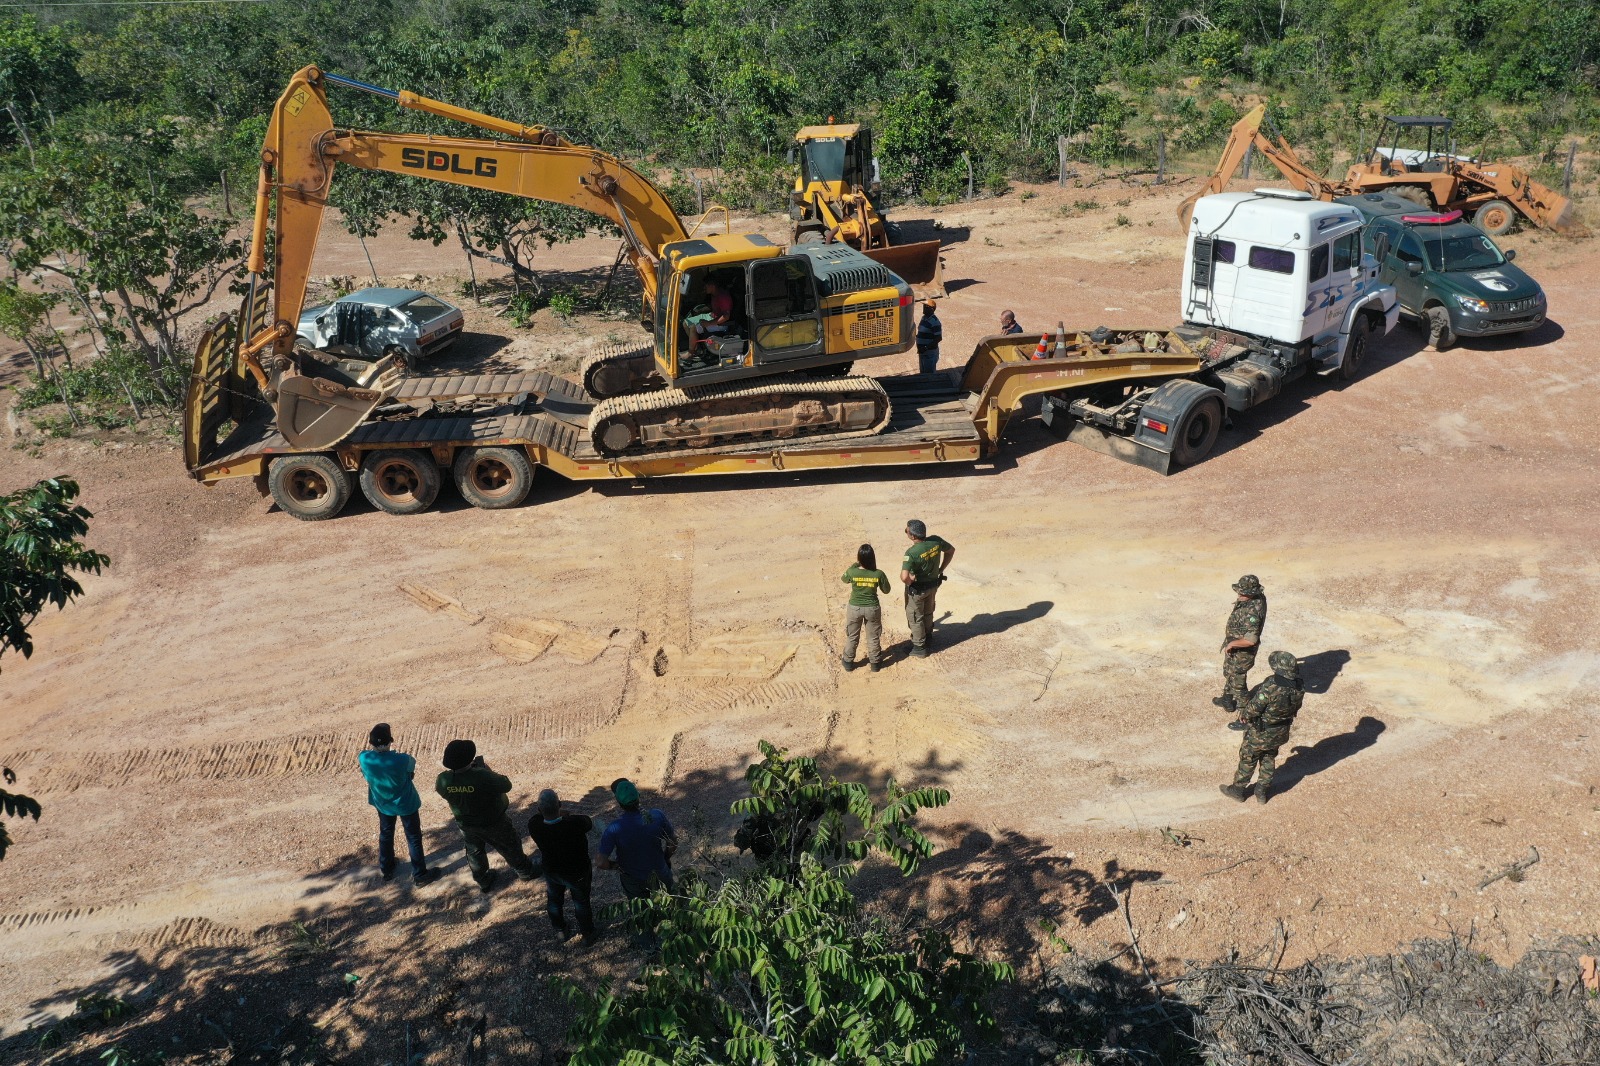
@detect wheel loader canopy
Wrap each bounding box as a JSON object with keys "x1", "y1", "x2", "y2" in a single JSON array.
[
  {"x1": 1383, "y1": 116, "x2": 1452, "y2": 128},
  {"x1": 795, "y1": 124, "x2": 862, "y2": 142}
]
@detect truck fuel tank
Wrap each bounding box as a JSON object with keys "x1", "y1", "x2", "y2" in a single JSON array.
[{"x1": 1212, "y1": 360, "x2": 1283, "y2": 411}]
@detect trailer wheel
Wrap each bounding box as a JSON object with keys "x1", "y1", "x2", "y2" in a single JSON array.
[
  {"x1": 1475, "y1": 200, "x2": 1515, "y2": 236},
  {"x1": 268, "y1": 454, "x2": 352, "y2": 522},
  {"x1": 1171, "y1": 396, "x2": 1224, "y2": 468},
  {"x1": 1338, "y1": 314, "x2": 1374, "y2": 382},
  {"x1": 453, "y1": 446, "x2": 534, "y2": 510},
  {"x1": 360, "y1": 449, "x2": 441, "y2": 515}
]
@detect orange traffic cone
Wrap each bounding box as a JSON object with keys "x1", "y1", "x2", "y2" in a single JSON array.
[{"x1": 1032, "y1": 333, "x2": 1049, "y2": 360}]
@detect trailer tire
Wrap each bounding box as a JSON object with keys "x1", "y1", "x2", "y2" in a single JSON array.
[
  {"x1": 1171, "y1": 395, "x2": 1224, "y2": 468},
  {"x1": 268, "y1": 454, "x2": 352, "y2": 522},
  {"x1": 360, "y1": 449, "x2": 441, "y2": 515},
  {"x1": 453, "y1": 446, "x2": 534, "y2": 510},
  {"x1": 1474, "y1": 199, "x2": 1515, "y2": 236},
  {"x1": 1338, "y1": 313, "x2": 1374, "y2": 382}
]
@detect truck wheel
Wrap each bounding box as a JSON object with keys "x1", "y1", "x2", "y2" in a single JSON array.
[
  {"x1": 1423, "y1": 305, "x2": 1456, "y2": 351},
  {"x1": 453, "y1": 446, "x2": 534, "y2": 510},
  {"x1": 1171, "y1": 396, "x2": 1224, "y2": 468},
  {"x1": 268, "y1": 454, "x2": 352, "y2": 521},
  {"x1": 1339, "y1": 314, "x2": 1374, "y2": 381},
  {"x1": 1475, "y1": 200, "x2": 1515, "y2": 236},
  {"x1": 360, "y1": 449, "x2": 441, "y2": 515}
]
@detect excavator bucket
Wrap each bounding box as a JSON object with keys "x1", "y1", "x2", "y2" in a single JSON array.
[
  {"x1": 865, "y1": 239, "x2": 946, "y2": 299},
  {"x1": 274, "y1": 357, "x2": 403, "y2": 450}
]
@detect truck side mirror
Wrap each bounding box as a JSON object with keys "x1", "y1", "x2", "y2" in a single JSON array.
[
  {"x1": 1406, "y1": 260, "x2": 1423, "y2": 277},
  {"x1": 1502, "y1": 248, "x2": 1516, "y2": 262}
]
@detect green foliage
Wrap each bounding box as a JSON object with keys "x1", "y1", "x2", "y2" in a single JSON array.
[
  {"x1": 549, "y1": 291, "x2": 578, "y2": 319},
  {"x1": 16, "y1": 344, "x2": 188, "y2": 416},
  {"x1": 0, "y1": 15, "x2": 83, "y2": 148},
  {"x1": 1, "y1": 476, "x2": 109, "y2": 672},
  {"x1": 36, "y1": 992, "x2": 132, "y2": 1047}
]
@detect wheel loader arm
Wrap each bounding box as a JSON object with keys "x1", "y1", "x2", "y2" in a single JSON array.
[{"x1": 1177, "y1": 105, "x2": 1346, "y2": 227}]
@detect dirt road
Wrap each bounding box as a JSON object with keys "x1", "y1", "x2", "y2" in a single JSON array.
[{"x1": 2, "y1": 179, "x2": 1597, "y2": 1057}]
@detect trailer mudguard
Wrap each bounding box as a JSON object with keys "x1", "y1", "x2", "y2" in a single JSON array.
[{"x1": 1050, "y1": 378, "x2": 1224, "y2": 475}]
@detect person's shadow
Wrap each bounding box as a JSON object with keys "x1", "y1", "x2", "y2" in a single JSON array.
[
  {"x1": 1298, "y1": 649, "x2": 1351, "y2": 694},
  {"x1": 932, "y1": 600, "x2": 1054, "y2": 650},
  {"x1": 1272, "y1": 715, "x2": 1386, "y2": 794}
]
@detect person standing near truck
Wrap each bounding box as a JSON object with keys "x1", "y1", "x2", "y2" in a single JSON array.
[
  {"x1": 1220, "y1": 650, "x2": 1304, "y2": 804},
  {"x1": 999, "y1": 309, "x2": 1023, "y2": 335},
  {"x1": 1215, "y1": 575, "x2": 1267, "y2": 722},
  {"x1": 357, "y1": 723, "x2": 439, "y2": 886},
  {"x1": 901, "y1": 520, "x2": 954, "y2": 657},
  {"x1": 916, "y1": 300, "x2": 943, "y2": 373},
  {"x1": 841, "y1": 544, "x2": 891, "y2": 672},
  {"x1": 435, "y1": 739, "x2": 539, "y2": 893}
]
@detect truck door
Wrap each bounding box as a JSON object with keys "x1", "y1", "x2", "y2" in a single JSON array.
[
  {"x1": 747, "y1": 256, "x2": 825, "y2": 365},
  {"x1": 1391, "y1": 229, "x2": 1428, "y2": 313},
  {"x1": 1325, "y1": 230, "x2": 1362, "y2": 333},
  {"x1": 1307, "y1": 240, "x2": 1333, "y2": 334}
]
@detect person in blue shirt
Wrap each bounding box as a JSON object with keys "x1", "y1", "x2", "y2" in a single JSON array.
[
  {"x1": 596, "y1": 777, "x2": 677, "y2": 901},
  {"x1": 357, "y1": 723, "x2": 438, "y2": 885},
  {"x1": 916, "y1": 299, "x2": 943, "y2": 373}
]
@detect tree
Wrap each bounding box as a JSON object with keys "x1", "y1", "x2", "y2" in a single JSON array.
[
  {"x1": 562, "y1": 742, "x2": 1008, "y2": 1065},
  {"x1": 0, "y1": 476, "x2": 105, "y2": 861}
]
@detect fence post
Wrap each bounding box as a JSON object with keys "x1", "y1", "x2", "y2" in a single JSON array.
[
  {"x1": 220, "y1": 170, "x2": 231, "y2": 216},
  {"x1": 1155, "y1": 133, "x2": 1166, "y2": 186},
  {"x1": 963, "y1": 152, "x2": 974, "y2": 200},
  {"x1": 1058, "y1": 135, "x2": 1068, "y2": 188},
  {"x1": 1563, "y1": 141, "x2": 1578, "y2": 196},
  {"x1": 693, "y1": 174, "x2": 704, "y2": 214},
  {"x1": 1242, "y1": 143, "x2": 1253, "y2": 180}
]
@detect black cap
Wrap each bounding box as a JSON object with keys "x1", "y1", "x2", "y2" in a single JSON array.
[
  {"x1": 368, "y1": 723, "x2": 393, "y2": 747},
  {"x1": 537, "y1": 789, "x2": 560, "y2": 817},
  {"x1": 442, "y1": 739, "x2": 476, "y2": 770}
]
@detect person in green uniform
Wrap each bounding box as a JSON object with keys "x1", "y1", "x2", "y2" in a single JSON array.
[
  {"x1": 1220, "y1": 650, "x2": 1305, "y2": 804},
  {"x1": 841, "y1": 544, "x2": 891, "y2": 672},
  {"x1": 1215, "y1": 574, "x2": 1267, "y2": 726},
  {"x1": 435, "y1": 739, "x2": 539, "y2": 893},
  {"x1": 900, "y1": 519, "x2": 954, "y2": 657}
]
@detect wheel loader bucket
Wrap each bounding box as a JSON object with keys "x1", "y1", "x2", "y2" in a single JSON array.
[
  {"x1": 865, "y1": 239, "x2": 947, "y2": 299},
  {"x1": 274, "y1": 357, "x2": 403, "y2": 450}
]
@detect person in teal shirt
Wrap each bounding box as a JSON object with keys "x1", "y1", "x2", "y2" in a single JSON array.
[
  {"x1": 357, "y1": 723, "x2": 438, "y2": 885},
  {"x1": 840, "y1": 544, "x2": 890, "y2": 671}
]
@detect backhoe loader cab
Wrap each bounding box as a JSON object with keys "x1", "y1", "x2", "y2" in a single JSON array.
[{"x1": 1361, "y1": 116, "x2": 1460, "y2": 175}]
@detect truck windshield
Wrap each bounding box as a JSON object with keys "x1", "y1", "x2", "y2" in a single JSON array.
[
  {"x1": 1421, "y1": 229, "x2": 1505, "y2": 272},
  {"x1": 802, "y1": 139, "x2": 847, "y2": 184},
  {"x1": 396, "y1": 296, "x2": 452, "y2": 325}
]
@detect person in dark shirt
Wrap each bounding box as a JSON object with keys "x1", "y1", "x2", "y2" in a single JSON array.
[
  {"x1": 527, "y1": 789, "x2": 596, "y2": 944},
  {"x1": 916, "y1": 300, "x2": 943, "y2": 373},
  {"x1": 434, "y1": 739, "x2": 538, "y2": 893},
  {"x1": 999, "y1": 309, "x2": 1023, "y2": 335}
]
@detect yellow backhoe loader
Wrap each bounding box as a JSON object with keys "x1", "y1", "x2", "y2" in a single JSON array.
[
  {"x1": 243, "y1": 68, "x2": 917, "y2": 456},
  {"x1": 790, "y1": 123, "x2": 946, "y2": 297},
  {"x1": 1178, "y1": 106, "x2": 1584, "y2": 237}
]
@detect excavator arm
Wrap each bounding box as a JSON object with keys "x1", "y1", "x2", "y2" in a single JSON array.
[
  {"x1": 1177, "y1": 105, "x2": 1345, "y2": 228},
  {"x1": 244, "y1": 66, "x2": 689, "y2": 447}
]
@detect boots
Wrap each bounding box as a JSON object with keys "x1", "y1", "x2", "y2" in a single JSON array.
[
  {"x1": 1254, "y1": 783, "x2": 1269, "y2": 805},
  {"x1": 841, "y1": 658, "x2": 857, "y2": 672},
  {"x1": 1219, "y1": 783, "x2": 1250, "y2": 802},
  {"x1": 1212, "y1": 695, "x2": 1236, "y2": 712}
]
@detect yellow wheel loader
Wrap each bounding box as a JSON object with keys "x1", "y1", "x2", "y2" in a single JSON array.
[{"x1": 790, "y1": 123, "x2": 946, "y2": 298}]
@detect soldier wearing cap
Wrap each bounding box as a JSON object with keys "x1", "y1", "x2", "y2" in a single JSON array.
[
  {"x1": 434, "y1": 739, "x2": 539, "y2": 892},
  {"x1": 901, "y1": 520, "x2": 954, "y2": 657},
  {"x1": 1215, "y1": 575, "x2": 1267, "y2": 718},
  {"x1": 1221, "y1": 650, "x2": 1305, "y2": 804}
]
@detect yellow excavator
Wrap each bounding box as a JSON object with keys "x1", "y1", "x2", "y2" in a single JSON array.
[
  {"x1": 243, "y1": 67, "x2": 917, "y2": 455},
  {"x1": 1177, "y1": 105, "x2": 1585, "y2": 237},
  {"x1": 790, "y1": 123, "x2": 946, "y2": 297}
]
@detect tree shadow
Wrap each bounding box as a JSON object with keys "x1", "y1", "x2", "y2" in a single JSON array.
[
  {"x1": 1272, "y1": 715, "x2": 1387, "y2": 795},
  {"x1": 1297, "y1": 649, "x2": 1351, "y2": 695}
]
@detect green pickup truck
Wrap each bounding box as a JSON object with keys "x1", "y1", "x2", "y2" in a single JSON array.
[{"x1": 1336, "y1": 191, "x2": 1546, "y2": 350}]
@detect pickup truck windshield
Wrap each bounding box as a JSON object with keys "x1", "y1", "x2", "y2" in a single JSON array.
[
  {"x1": 1422, "y1": 230, "x2": 1505, "y2": 272},
  {"x1": 396, "y1": 296, "x2": 452, "y2": 325}
]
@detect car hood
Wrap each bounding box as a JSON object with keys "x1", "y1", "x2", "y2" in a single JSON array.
[{"x1": 1439, "y1": 261, "x2": 1542, "y2": 302}]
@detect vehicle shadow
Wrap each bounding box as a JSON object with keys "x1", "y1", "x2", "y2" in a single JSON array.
[
  {"x1": 1297, "y1": 649, "x2": 1351, "y2": 695},
  {"x1": 1271, "y1": 714, "x2": 1387, "y2": 795}
]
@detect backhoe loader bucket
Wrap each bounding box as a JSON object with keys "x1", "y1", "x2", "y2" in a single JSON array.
[
  {"x1": 865, "y1": 239, "x2": 947, "y2": 300},
  {"x1": 274, "y1": 356, "x2": 403, "y2": 450}
]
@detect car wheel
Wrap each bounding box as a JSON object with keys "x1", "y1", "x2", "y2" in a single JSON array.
[
  {"x1": 268, "y1": 454, "x2": 352, "y2": 521},
  {"x1": 1474, "y1": 199, "x2": 1515, "y2": 236},
  {"x1": 452, "y1": 446, "x2": 534, "y2": 510},
  {"x1": 1339, "y1": 313, "x2": 1374, "y2": 381},
  {"x1": 1171, "y1": 396, "x2": 1224, "y2": 468},
  {"x1": 359, "y1": 449, "x2": 441, "y2": 515},
  {"x1": 1424, "y1": 305, "x2": 1456, "y2": 351}
]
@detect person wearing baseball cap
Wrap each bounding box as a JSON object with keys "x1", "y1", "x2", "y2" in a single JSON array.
[
  {"x1": 1215, "y1": 574, "x2": 1267, "y2": 722},
  {"x1": 596, "y1": 777, "x2": 677, "y2": 905},
  {"x1": 915, "y1": 299, "x2": 943, "y2": 374},
  {"x1": 527, "y1": 789, "x2": 597, "y2": 945},
  {"x1": 900, "y1": 519, "x2": 954, "y2": 657},
  {"x1": 1221, "y1": 650, "x2": 1304, "y2": 805},
  {"x1": 357, "y1": 723, "x2": 438, "y2": 886},
  {"x1": 435, "y1": 739, "x2": 538, "y2": 892}
]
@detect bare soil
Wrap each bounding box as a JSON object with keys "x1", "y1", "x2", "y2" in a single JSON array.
[{"x1": 2, "y1": 175, "x2": 1598, "y2": 1062}]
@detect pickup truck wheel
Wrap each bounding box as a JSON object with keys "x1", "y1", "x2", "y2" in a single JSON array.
[
  {"x1": 453, "y1": 446, "x2": 534, "y2": 510},
  {"x1": 360, "y1": 449, "x2": 441, "y2": 515},
  {"x1": 268, "y1": 454, "x2": 351, "y2": 521},
  {"x1": 1475, "y1": 200, "x2": 1515, "y2": 236},
  {"x1": 1171, "y1": 396, "x2": 1224, "y2": 468},
  {"x1": 1424, "y1": 305, "x2": 1456, "y2": 351},
  {"x1": 1338, "y1": 314, "x2": 1374, "y2": 381}
]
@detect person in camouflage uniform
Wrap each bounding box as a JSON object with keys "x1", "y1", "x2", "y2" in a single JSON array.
[
  {"x1": 1221, "y1": 650, "x2": 1304, "y2": 804},
  {"x1": 1215, "y1": 575, "x2": 1267, "y2": 721}
]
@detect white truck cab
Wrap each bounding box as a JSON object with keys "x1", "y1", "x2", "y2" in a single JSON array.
[{"x1": 1181, "y1": 189, "x2": 1399, "y2": 374}]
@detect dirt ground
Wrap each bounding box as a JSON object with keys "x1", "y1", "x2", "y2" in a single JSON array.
[{"x1": 2, "y1": 175, "x2": 1598, "y2": 1062}]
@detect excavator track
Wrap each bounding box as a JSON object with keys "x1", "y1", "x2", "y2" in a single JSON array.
[
  {"x1": 587, "y1": 376, "x2": 892, "y2": 458},
  {"x1": 581, "y1": 343, "x2": 661, "y2": 399}
]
